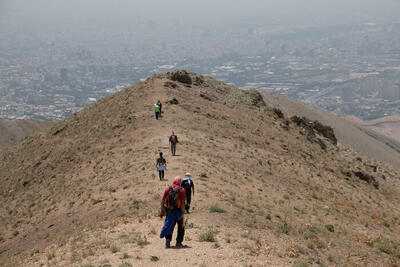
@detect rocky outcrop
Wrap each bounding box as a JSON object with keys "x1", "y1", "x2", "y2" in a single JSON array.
[{"x1": 291, "y1": 116, "x2": 337, "y2": 145}]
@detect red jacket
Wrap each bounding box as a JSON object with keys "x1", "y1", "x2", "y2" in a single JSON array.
[{"x1": 162, "y1": 182, "x2": 185, "y2": 209}]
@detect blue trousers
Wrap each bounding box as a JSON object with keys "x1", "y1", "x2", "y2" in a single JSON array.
[{"x1": 160, "y1": 209, "x2": 184, "y2": 243}]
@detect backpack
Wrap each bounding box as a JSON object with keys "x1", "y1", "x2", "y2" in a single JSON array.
[
  {"x1": 165, "y1": 186, "x2": 182, "y2": 210},
  {"x1": 171, "y1": 135, "x2": 177, "y2": 144},
  {"x1": 181, "y1": 179, "x2": 191, "y2": 191}
]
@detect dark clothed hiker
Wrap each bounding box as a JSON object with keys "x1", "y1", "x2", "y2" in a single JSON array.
[
  {"x1": 181, "y1": 172, "x2": 195, "y2": 213},
  {"x1": 156, "y1": 152, "x2": 167, "y2": 180},
  {"x1": 160, "y1": 176, "x2": 186, "y2": 248},
  {"x1": 169, "y1": 131, "x2": 178, "y2": 156}
]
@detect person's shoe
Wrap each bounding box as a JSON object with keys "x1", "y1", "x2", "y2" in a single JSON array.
[
  {"x1": 166, "y1": 239, "x2": 171, "y2": 248},
  {"x1": 175, "y1": 242, "x2": 183, "y2": 248},
  {"x1": 185, "y1": 210, "x2": 190, "y2": 214}
]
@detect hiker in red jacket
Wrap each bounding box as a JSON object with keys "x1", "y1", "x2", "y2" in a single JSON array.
[
  {"x1": 169, "y1": 131, "x2": 178, "y2": 156},
  {"x1": 160, "y1": 176, "x2": 186, "y2": 248}
]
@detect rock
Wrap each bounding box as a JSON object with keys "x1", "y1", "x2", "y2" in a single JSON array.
[
  {"x1": 169, "y1": 70, "x2": 192, "y2": 84},
  {"x1": 164, "y1": 81, "x2": 177, "y2": 88},
  {"x1": 353, "y1": 171, "x2": 379, "y2": 189},
  {"x1": 273, "y1": 108, "x2": 284, "y2": 119},
  {"x1": 200, "y1": 93, "x2": 212, "y2": 101},
  {"x1": 167, "y1": 98, "x2": 179, "y2": 105},
  {"x1": 246, "y1": 90, "x2": 266, "y2": 107},
  {"x1": 291, "y1": 116, "x2": 337, "y2": 145}
]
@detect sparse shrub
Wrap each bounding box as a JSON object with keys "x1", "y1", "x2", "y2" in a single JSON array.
[
  {"x1": 121, "y1": 253, "x2": 131, "y2": 259},
  {"x1": 150, "y1": 256, "x2": 159, "y2": 262},
  {"x1": 241, "y1": 242, "x2": 258, "y2": 255},
  {"x1": 327, "y1": 254, "x2": 335, "y2": 263},
  {"x1": 277, "y1": 221, "x2": 291, "y2": 235},
  {"x1": 325, "y1": 224, "x2": 334, "y2": 232},
  {"x1": 375, "y1": 238, "x2": 400, "y2": 257},
  {"x1": 199, "y1": 230, "x2": 217, "y2": 242},
  {"x1": 136, "y1": 235, "x2": 150, "y2": 247},
  {"x1": 200, "y1": 173, "x2": 208, "y2": 178},
  {"x1": 119, "y1": 262, "x2": 132, "y2": 267},
  {"x1": 47, "y1": 251, "x2": 55, "y2": 260},
  {"x1": 293, "y1": 261, "x2": 308, "y2": 267},
  {"x1": 209, "y1": 205, "x2": 226, "y2": 213},
  {"x1": 111, "y1": 245, "x2": 120, "y2": 253}
]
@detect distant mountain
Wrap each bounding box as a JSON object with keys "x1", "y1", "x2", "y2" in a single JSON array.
[
  {"x1": 0, "y1": 71, "x2": 399, "y2": 266},
  {"x1": 0, "y1": 120, "x2": 51, "y2": 147},
  {"x1": 346, "y1": 115, "x2": 400, "y2": 144}
]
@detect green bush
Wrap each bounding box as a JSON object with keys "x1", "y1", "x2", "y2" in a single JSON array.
[
  {"x1": 209, "y1": 205, "x2": 227, "y2": 213},
  {"x1": 199, "y1": 230, "x2": 217, "y2": 242}
]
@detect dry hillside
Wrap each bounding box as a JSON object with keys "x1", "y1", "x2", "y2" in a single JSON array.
[
  {"x1": 346, "y1": 115, "x2": 400, "y2": 144},
  {"x1": 259, "y1": 90, "x2": 400, "y2": 168},
  {"x1": 1, "y1": 70, "x2": 400, "y2": 266},
  {"x1": 0, "y1": 120, "x2": 51, "y2": 147}
]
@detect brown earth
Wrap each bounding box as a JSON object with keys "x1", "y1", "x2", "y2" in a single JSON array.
[
  {"x1": 0, "y1": 71, "x2": 400, "y2": 266},
  {"x1": 0, "y1": 119, "x2": 51, "y2": 147}
]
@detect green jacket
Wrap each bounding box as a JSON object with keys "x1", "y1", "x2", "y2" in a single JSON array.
[{"x1": 154, "y1": 104, "x2": 160, "y2": 112}]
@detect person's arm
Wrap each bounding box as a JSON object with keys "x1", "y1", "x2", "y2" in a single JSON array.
[
  {"x1": 160, "y1": 199, "x2": 166, "y2": 218},
  {"x1": 160, "y1": 189, "x2": 167, "y2": 217},
  {"x1": 180, "y1": 189, "x2": 185, "y2": 218},
  {"x1": 180, "y1": 200, "x2": 185, "y2": 217}
]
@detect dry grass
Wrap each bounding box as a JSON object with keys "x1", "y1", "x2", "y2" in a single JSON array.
[{"x1": 0, "y1": 71, "x2": 399, "y2": 266}]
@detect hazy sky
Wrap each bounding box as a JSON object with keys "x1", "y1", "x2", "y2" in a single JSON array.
[{"x1": 1, "y1": 0, "x2": 399, "y2": 30}]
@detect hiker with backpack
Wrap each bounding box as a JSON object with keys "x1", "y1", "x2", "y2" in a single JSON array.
[
  {"x1": 156, "y1": 152, "x2": 167, "y2": 181},
  {"x1": 169, "y1": 131, "x2": 178, "y2": 156},
  {"x1": 155, "y1": 103, "x2": 160, "y2": 120},
  {"x1": 160, "y1": 176, "x2": 186, "y2": 248},
  {"x1": 157, "y1": 100, "x2": 162, "y2": 117},
  {"x1": 181, "y1": 172, "x2": 195, "y2": 214}
]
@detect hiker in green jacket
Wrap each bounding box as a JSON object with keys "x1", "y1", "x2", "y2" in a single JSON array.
[{"x1": 155, "y1": 103, "x2": 160, "y2": 120}]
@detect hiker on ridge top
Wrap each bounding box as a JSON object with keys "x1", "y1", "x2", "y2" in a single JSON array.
[
  {"x1": 169, "y1": 131, "x2": 178, "y2": 156},
  {"x1": 181, "y1": 172, "x2": 195, "y2": 214},
  {"x1": 156, "y1": 152, "x2": 167, "y2": 181},
  {"x1": 157, "y1": 100, "x2": 162, "y2": 117},
  {"x1": 154, "y1": 102, "x2": 160, "y2": 120},
  {"x1": 160, "y1": 176, "x2": 186, "y2": 248}
]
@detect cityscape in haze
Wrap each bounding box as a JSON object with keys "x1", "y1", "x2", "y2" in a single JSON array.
[{"x1": 0, "y1": 0, "x2": 400, "y2": 121}]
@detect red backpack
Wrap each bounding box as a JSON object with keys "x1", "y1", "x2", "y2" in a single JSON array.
[{"x1": 171, "y1": 135, "x2": 177, "y2": 144}]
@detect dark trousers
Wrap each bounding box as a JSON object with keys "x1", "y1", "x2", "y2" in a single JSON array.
[
  {"x1": 159, "y1": 170, "x2": 164, "y2": 180},
  {"x1": 185, "y1": 191, "x2": 192, "y2": 211},
  {"x1": 171, "y1": 143, "x2": 176, "y2": 156},
  {"x1": 165, "y1": 216, "x2": 184, "y2": 244},
  {"x1": 155, "y1": 112, "x2": 160, "y2": 120}
]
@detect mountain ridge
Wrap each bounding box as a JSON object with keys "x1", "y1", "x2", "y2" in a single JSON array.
[{"x1": 1, "y1": 70, "x2": 399, "y2": 266}]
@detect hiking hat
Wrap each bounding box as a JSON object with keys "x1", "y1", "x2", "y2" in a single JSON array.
[{"x1": 185, "y1": 172, "x2": 191, "y2": 177}]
